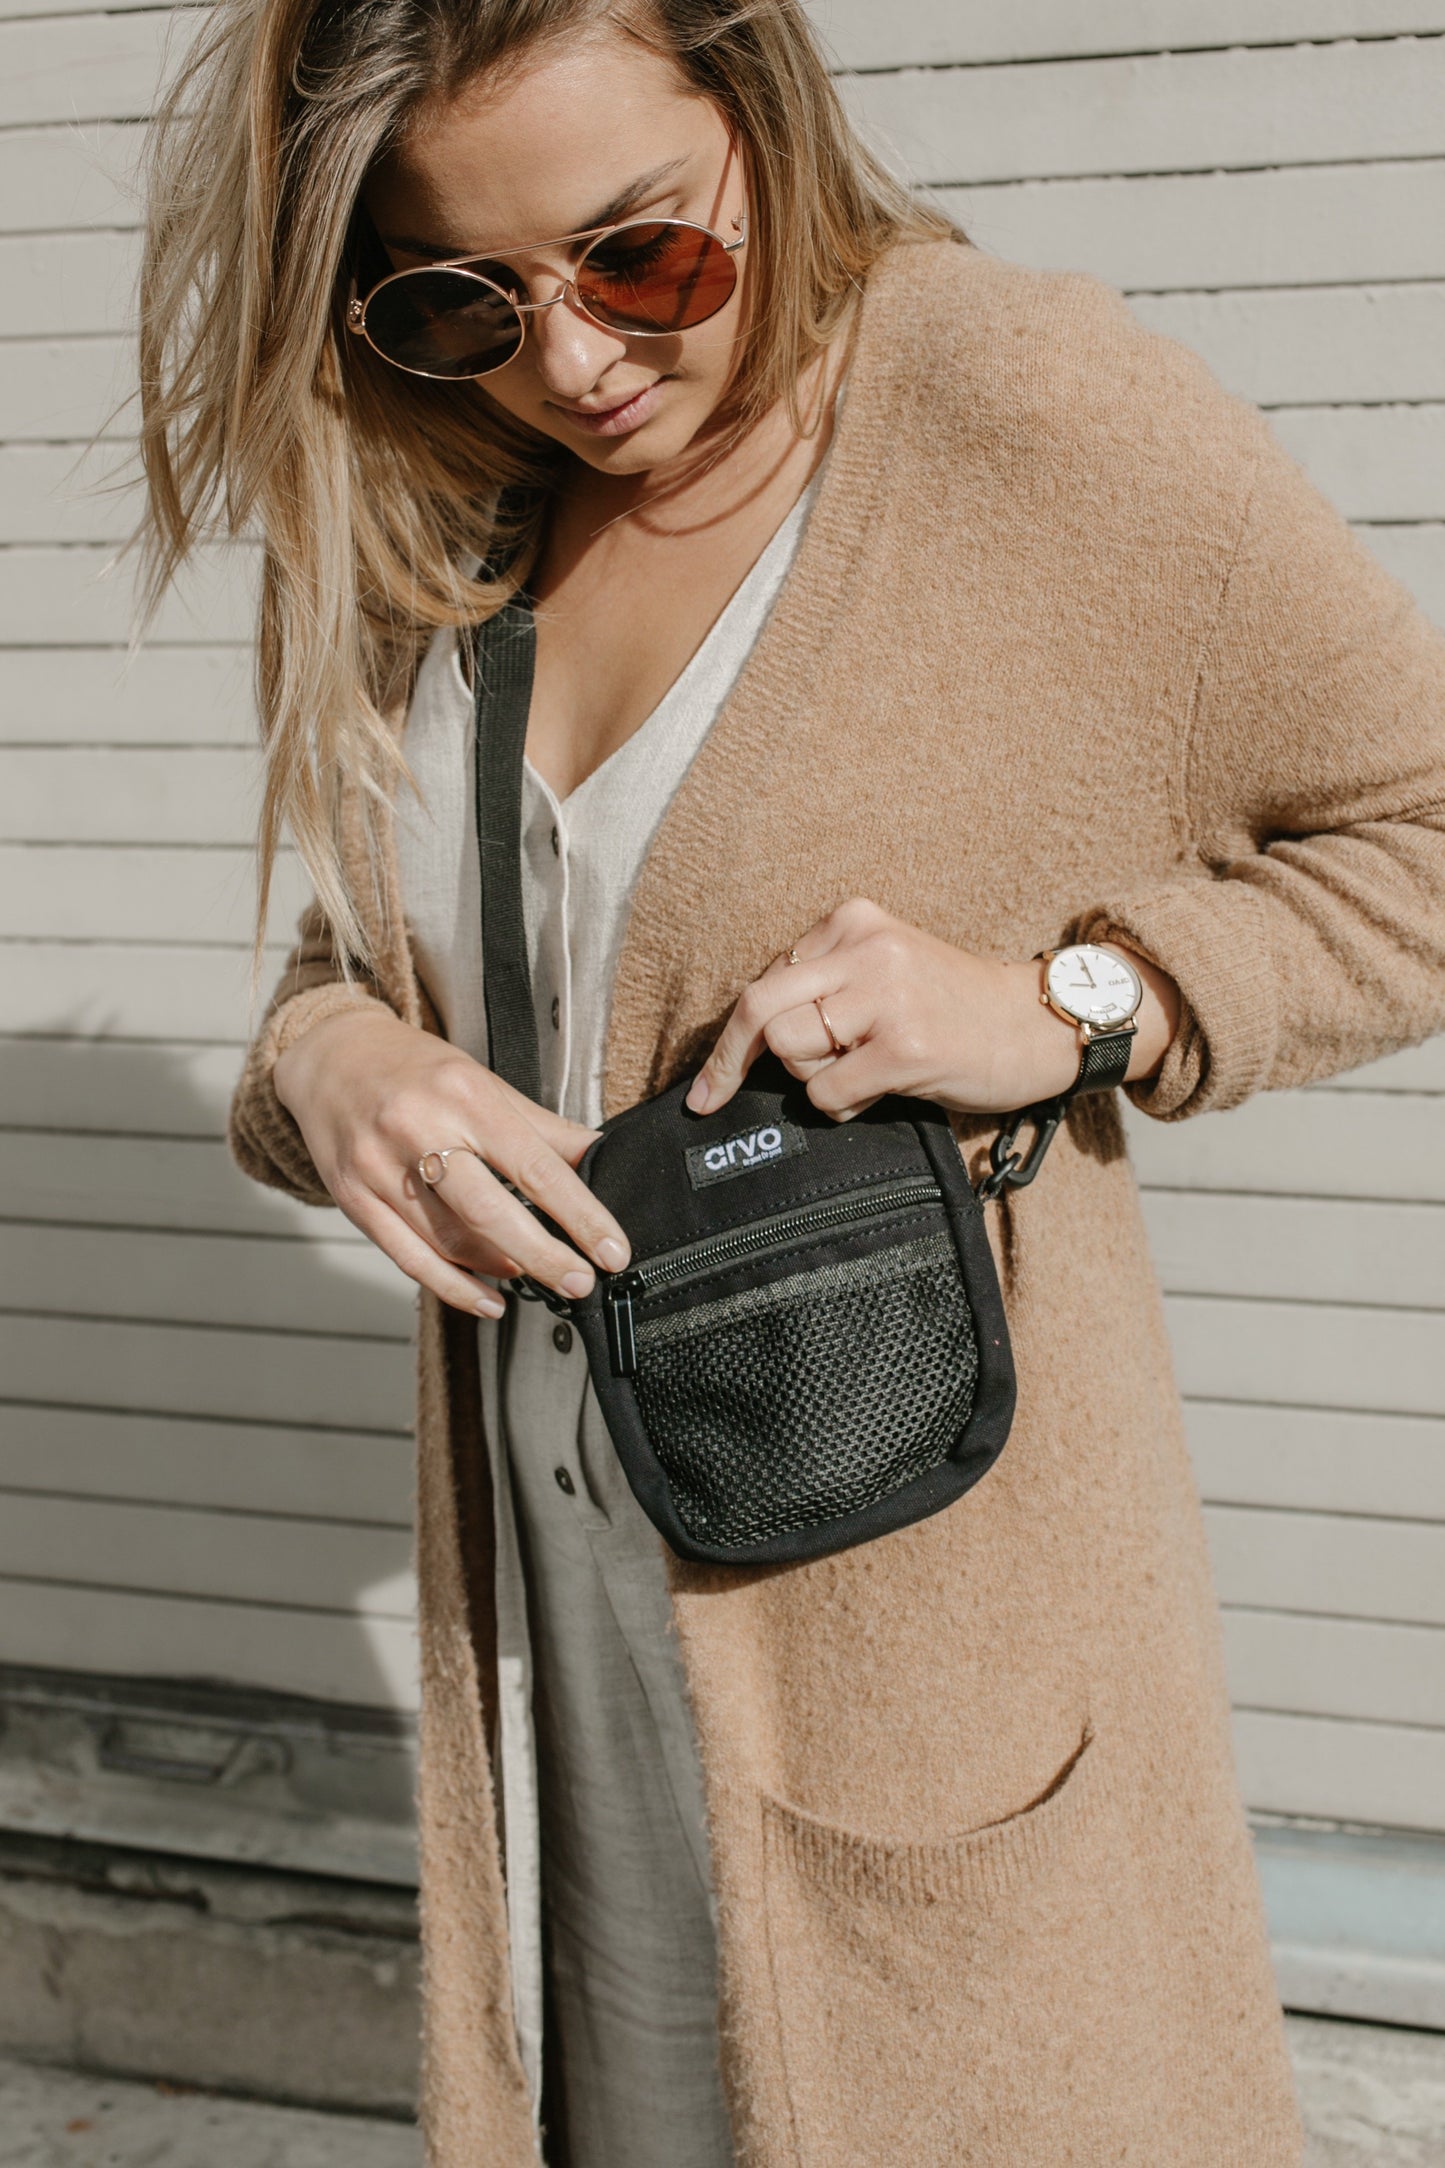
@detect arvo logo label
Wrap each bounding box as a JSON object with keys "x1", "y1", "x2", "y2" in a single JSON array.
[{"x1": 685, "y1": 1119, "x2": 809, "y2": 1190}]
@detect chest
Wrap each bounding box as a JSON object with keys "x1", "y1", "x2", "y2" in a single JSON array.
[{"x1": 525, "y1": 451, "x2": 826, "y2": 800}]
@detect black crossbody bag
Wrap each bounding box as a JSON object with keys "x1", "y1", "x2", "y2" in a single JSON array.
[{"x1": 473, "y1": 601, "x2": 1067, "y2": 1569}]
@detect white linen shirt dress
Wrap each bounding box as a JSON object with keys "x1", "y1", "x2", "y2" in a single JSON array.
[{"x1": 393, "y1": 473, "x2": 820, "y2": 2166}]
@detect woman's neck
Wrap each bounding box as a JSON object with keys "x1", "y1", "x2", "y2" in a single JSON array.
[{"x1": 552, "y1": 338, "x2": 846, "y2": 549}]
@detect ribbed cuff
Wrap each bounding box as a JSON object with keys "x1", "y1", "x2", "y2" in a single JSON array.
[
  {"x1": 1071, "y1": 875, "x2": 1278, "y2": 1121},
  {"x1": 228, "y1": 981, "x2": 393, "y2": 1203}
]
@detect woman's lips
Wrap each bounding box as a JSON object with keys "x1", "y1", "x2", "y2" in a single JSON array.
[{"x1": 553, "y1": 381, "x2": 662, "y2": 437}]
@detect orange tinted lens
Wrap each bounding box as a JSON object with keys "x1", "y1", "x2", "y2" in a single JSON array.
[
  {"x1": 364, "y1": 270, "x2": 524, "y2": 378},
  {"x1": 575, "y1": 222, "x2": 737, "y2": 334}
]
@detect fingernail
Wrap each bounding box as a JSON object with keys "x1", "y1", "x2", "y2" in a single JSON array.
[
  {"x1": 686, "y1": 1076, "x2": 711, "y2": 1113},
  {"x1": 475, "y1": 1292, "x2": 505, "y2": 1318},
  {"x1": 596, "y1": 1236, "x2": 629, "y2": 1272},
  {"x1": 562, "y1": 1269, "x2": 594, "y2": 1300}
]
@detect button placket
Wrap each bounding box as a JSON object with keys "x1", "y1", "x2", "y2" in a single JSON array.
[{"x1": 521, "y1": 769, "x2": 571, "y2": 1115}]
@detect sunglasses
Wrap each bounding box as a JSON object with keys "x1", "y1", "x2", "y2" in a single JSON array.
[{"x1": 346, "y1": 210, "x2": 748, "y2": 381}]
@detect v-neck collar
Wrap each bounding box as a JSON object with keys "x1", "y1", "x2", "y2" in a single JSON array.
[{"x1": 526, "y1": 464, "x2": 826, "y2": 819}]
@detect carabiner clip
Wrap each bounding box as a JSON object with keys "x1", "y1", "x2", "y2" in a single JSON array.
[{"x1": 977, "y1": 1093, "x2": 1071, "y2": 1203}]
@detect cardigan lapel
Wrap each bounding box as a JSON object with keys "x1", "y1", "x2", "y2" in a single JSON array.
[{"x1": 598, "y1": 247, "x2": 923, "y2": 1117}]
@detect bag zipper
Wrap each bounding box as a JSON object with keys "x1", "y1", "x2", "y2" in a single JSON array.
[{"x1": 604, "y1": 1174, "x2": 944, "y2": 1378}]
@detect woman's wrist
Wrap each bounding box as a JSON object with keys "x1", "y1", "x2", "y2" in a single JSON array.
[{"x1": 998, "y1": 944, "x2": 1181, "y2": 1107}]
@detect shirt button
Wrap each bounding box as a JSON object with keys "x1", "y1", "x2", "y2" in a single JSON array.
[
  {"x1": 552, "y1": 1322, "x2": 573, "y2": 1354},
  {"x1": 551, "y1": 995, "x2": 560, "y2": 1030},
  {"x1": 554, "y1": 1466, "x2": 575, "y2": 1496},
  {"x1": 550, "y1": 824, "x2": 560, "y2": 857}
]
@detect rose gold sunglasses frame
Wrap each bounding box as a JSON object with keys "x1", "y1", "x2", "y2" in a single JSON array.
[{"x1": 345, "y1": 210, "x2": 748, "y2": 380}]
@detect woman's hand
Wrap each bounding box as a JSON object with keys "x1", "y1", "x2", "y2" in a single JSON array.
[
  {"x1": 273, "y1": 1006, "x2": 630, "y2": 1316},
  {"x1": 687, "y1": 898, "x2": 1180, "y2": 1121}
]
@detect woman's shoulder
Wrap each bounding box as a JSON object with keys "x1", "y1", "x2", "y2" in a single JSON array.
[{"x1": 869, "y1": 238, "x2": 1268, "y2": 486}]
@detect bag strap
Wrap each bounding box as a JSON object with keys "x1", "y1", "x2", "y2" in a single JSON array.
[{"x1": 471, "y1": 594, "x2": 543, "y2": 1104}]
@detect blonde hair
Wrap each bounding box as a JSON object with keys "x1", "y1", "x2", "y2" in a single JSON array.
[{"x1": 136, "y1": 0, "x2": 957, "y2": 964}]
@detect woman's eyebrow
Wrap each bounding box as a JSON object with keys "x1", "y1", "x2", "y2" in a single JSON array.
[{"x1": 380, "y1": 156, "x2": 690, "y2": 260}]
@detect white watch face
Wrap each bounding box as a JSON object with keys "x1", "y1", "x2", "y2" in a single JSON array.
[{"x1": 1046, "y1": 945, "x2": 1143, "y2": 1030}]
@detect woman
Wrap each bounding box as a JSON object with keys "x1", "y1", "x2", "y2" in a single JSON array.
[{"x1": 138, "y1": 2, "x2": 1445, "y2": 2162}]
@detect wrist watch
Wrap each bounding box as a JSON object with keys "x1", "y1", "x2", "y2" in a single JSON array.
[{"x1": 1036, "y1": 943, "x2": 1144, "y2": 1096}]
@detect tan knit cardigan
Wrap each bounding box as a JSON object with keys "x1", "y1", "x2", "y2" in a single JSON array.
[{"x1": 231, "y1": 242, "x2": 1445, "y2": 2165}]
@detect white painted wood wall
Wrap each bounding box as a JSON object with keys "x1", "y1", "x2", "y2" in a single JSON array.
[{"x1": 1, "y1": 0, "x2": 1443, "y2": 1852}]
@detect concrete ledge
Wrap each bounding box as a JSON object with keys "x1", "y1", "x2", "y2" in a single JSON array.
[
  {"x1": 0, "y1": 1833, "x2": 419, "y2": 2116},
  {"x1": 1258, "y1": 1824, "x2": 1445, "y2": 2033}
]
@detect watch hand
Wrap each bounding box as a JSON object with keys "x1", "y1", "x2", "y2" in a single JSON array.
[{"x1": 1078, "y1": 959, "x2": 1097, "y2": 988}]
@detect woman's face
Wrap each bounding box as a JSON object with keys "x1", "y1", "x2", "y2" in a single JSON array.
[{"x1": 365, "y1": 29, "x2": 749, "y2": 476}]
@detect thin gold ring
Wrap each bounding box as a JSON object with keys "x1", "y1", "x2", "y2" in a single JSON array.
[
  {"x1": 814, "y1": 997, "x2": 851, "y2": 1057},
  {"x1": 786, "y1": 945, "x2": 802, "y2": 966},
  {"x1": 417, "y1": 1146, "x2": 475, "y2": 1187}
]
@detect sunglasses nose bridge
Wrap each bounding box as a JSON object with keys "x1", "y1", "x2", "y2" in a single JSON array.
[{"x1": 514, "y1": 286, "x2": 573, "y2": 325}]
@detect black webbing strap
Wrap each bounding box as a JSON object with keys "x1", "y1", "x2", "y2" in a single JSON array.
[{"x1": 472, "y1": 593, "x2": 543, "y2": 1104}]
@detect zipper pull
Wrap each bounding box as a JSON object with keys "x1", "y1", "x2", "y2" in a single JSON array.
[{"x1": 604, "y1": 1273, "x2": 641, "y2": 1378}]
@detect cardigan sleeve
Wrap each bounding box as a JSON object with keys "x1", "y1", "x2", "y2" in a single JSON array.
[
  {"x1": 228, "y1": 901, "x2": 400, "y2": 1204},
  {"x1": 1075, "y1": 417, "x2": 1445, "y2": 1121}
]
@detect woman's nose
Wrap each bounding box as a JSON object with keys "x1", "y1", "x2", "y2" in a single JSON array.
[{"x1": 526, "y1": 289, "x2": 628, "y2": 400}]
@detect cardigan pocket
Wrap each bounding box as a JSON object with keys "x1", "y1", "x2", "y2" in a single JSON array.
[{"x1": 757, "y1": 1725, "x2": 1170, "y2": 2167}]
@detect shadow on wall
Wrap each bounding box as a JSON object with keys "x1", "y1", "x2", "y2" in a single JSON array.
[{"x1": 0, "y1": 1027, "x2": 425, "y2": 1887}]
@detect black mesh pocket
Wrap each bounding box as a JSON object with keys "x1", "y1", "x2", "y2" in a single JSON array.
[{"x1": 632, "y1": 1229, "x2": 978, "y2": 1551}]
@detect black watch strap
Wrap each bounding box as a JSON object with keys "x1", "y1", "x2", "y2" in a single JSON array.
[{"x1": 1071, "y1": 1026, "x2": 1134, "y2": 1096}]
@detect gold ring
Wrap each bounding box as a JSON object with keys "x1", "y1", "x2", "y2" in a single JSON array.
[
  {"x1": 786, "y1": 945, "x2": 802, "y2": 966},
  {"x1": 417, "y1": 1146, "x2": 473, "y2": 1187},
  {"x1": 814, "y1": 998, "x2": 850, "y2": 1057}
]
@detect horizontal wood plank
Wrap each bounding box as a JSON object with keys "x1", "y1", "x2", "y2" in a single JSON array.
[
  {"x1": 0, "y1": 122, "x2": 141, "y2": 235},
  {"x1": 1207, "y1": 1501, "x2": 1445, "y2": 1624},
  {"x1": 1234, "y1": 1707, "x2": 1445, "y2": 1830},
  {"x1": 0, "y1": 1131, "x2": 344, "y2": 1237},
  {"x1": 1224, "y1": 1606, "x2": 1445, "y2": 1728},
  {"x1": 0, "y1": 228, "x2": 142, "y2": 338},
  {"x1": 0, "y1": 1311, "x2": 413, "y2": 1429},
  {"x1": 0, "y1": 646, "x2": 254, "y2": 747},
  {"x1": 13, "y1": 329, "x2": 1445, "y2": 484},
  {"x1": 1167, "y1": 1295, "x2": 1445, "y2": 1418},
  {"x1": 0, "y1": 0, "x2": 178, "y2": 18},
  {"x1": 0, "y1": 1576, "x2": 418, "y2": 1709},
  {"x1": 0, "y1": 845, "x2": 305, "y2": 944},
  {"x1": 945, "y1": 160, "x2": 1445, "y2": 292},
  {"x1": 0, "y1": 337, "x2": 133, "y2": 443},
  {"x1": 1142, "y1": 1191, "x2": 1445, "y2": 1310},
  {"x1": 0, "y1": 444, "x2": 141, "y2": 544},
  {"x1": 0, "y1": 546, "x2": 258, "y2": 647},
  {"x1": 0, "y1": 8, "x2": 198, "y2": 130},
  {"x1": 1125, "y1": 1090, "x2": 1445, "y2": 1203},
  {"x1": 0, "y1": 1403, "x2": 410, "y2": 1520},
  {"x1": 0, "y1": 1221, "x2": 415, "y2": 1339},
  {"x1": 1317, "y1": 1038, "x2": 1445, "y2": 1091},
  {"x1": 0, "y1": 1489, "x2": 415, "y2": 1617},
  {"x1": 13, "y1": 389, "x2": 1445, "y2": 548},
  {"x1": 1272, "y1": 404, "x2": 1445, "y2": 521},
  {"x1": 0, "y1": 941, "x2": 282, "y2": 1042},
  {"x1": 1187, "y1": 1401, "x2": 1445, "y2": 1521},
  {"x1": 1349, "y1": 520, "x2": 1445, "y2": 628},
  {"x1": 0, "y1": 744, "x2": 263, "y2": 843},
  {"x1": 1130, "y1": 285, "x2": 1445, "y2": 408},
  {"x1": 0, "y1": 1037, "x2": 236, "y2": 1134},
  {"x1": 808, "y1": 1, "x2": 1445, "y2": 69},
  {"x1": 843, "y1": 37, "x2": 1445, "y2": 188}
]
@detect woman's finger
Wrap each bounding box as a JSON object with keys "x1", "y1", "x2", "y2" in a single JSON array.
[
  {"x1": 407, "y1": 1181, "x2": 524, "y2": 1280},
  {"x1": 344, "y1": 1187, "x2": 510, "y2": 1317},
  {"x1": 487, "y1": 1081, "x2": 601, "y2": 1170},
  {"x1": 687, "y1": 955, "x2": 841, "y2": 1113},
  {"x1": 421, "y1": 1129, "x2": 626, "y2": 1298},
  {"x1": 803, "y1": 1040, "x2": 893, "y2": 1119}
]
